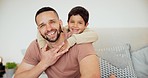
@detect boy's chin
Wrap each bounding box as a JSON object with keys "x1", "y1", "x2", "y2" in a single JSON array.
[
  {"x1": 72, "y1": 31, "x2": 81, "y2": 34},
  {"x1": 72, "y1": 32, "x2": 79, "y2": 34}
]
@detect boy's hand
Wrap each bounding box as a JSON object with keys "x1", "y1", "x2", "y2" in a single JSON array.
[
  {"x1": 59, "y1": 40, "x2": 70, "y2": 52},
  {"x1": 109, "y1": 74, "x2": 117, "y2": 78},
  {"x1": 66, "y1": 31, "x2": 73, "y2": 38}
]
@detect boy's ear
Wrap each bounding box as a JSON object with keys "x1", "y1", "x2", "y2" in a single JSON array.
[{"x1": 85, "y1": 22, "x2": 89, "y2": 27}]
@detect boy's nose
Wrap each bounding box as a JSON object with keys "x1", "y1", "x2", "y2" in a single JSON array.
[{"x1": 73, "y1": 23, "x2": 78, "y2": 27}]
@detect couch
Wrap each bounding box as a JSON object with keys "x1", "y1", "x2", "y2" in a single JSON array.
[{"x1": 92, "y1": 27, "x2": 148, "y2": 78}]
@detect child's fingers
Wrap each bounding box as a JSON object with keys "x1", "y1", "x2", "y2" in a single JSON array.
[
  {"x1": 56, "y1": 48, "x2": 68, "y2": 57},
  {"x1": 67, "y1": 32, "x2": 72, "y2": 38},
  {"x1": 53, "y1": 42, "x2": 65, "y2": 53},
  {"x1": 109, "y1": 74, "x2": 117, "y2": 78},
  {"x1": 60, "y1": 45, "x2": 70, "y2": 52}
]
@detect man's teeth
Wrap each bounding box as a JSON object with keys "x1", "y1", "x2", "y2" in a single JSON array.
[
  {"x1": 51, "y1": 32, "x2": 54, "y2": 34},
  {"x1": 48, "y1": 31, "x2": 55, "y2": 35}
]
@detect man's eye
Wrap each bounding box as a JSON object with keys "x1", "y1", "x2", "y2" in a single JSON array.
[
  {"x1": 39, "y1": 24, "x2": 45, "y2": 28},
  {"x1": 49, "y1": 20, "x2": 56, "y2": 24}
]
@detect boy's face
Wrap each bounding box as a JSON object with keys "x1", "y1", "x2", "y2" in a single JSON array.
[{"x1": 68, "y1": 15, "x2": 88, "y2": 34}]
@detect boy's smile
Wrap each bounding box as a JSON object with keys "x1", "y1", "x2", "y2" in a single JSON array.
[{"x1": 68, "y1": 15, "x2": 88, "y2": 34}]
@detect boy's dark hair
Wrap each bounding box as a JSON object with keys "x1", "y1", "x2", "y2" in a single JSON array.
[
  {"x1": 67, "y1": 6, "x2": 89, "y2": 25},
  {"x1": 35, "y1": 7, "x2": 59, "y2": 24}
]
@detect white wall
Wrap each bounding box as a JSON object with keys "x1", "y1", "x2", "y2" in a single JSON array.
[{"x1": 0, "y1": 0, "x2": 148, "y2": 64}]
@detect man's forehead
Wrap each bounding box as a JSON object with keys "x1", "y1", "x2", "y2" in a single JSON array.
[
  {"x1": 37, "y1": 11, "x2": 57, "y2": 17},
  {"x1": 37, "y1": 18, "x2": 58, "y2": 25},
  {"x1": 36, "y1": 12, "x2": 58, "y2": 22}
]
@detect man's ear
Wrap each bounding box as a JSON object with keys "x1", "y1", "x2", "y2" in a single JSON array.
[
  {"x1": 59, "y1": 19, "x2": 64, "y2": 32},
  {"x1": 59, "y1": 19, "x2": 63, "y2": 27}
]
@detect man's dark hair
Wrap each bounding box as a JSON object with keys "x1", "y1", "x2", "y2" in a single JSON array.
[
  {"x1": 35, "y1": 7, "x2": 59, "y2": 24},
  {"x1": 67, "y1": 6, "x2": 89, "y2": 25}
]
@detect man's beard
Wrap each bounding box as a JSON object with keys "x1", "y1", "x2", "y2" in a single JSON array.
[{"x1": 41, "y1": 26, "x2": 62, "y2": 42}]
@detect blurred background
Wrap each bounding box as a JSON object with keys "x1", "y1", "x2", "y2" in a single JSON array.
[{"x1": 0, "y1": 0, "x2": 148, "y2": 64}]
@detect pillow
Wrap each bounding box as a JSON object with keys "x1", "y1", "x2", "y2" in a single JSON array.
[
  {"x1": 131, "y1": 45, "x2": 148, "y2": 78},
  {"x1": 97, "y1": 44, "x2": 137, "y2": 78}
]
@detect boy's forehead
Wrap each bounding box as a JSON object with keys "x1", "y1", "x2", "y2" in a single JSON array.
[{"x1": 70, "y1": 15, "x2": 84, "y2": 21}]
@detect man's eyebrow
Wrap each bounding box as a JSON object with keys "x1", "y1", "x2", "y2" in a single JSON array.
[
  {"x1": 50, "y1": 19, "x2": 57, "y2": 21},
  {"x1": 38, "y1": 23, "x2": 44, "y2": 27},
  {"x1": 38, "y1": 18, "x2": 58, "y2": 26}
]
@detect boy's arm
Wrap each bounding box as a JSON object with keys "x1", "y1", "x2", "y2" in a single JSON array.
[
  {"x1": 37, "y1": 31, "x2": 46, "y2": 49},
  {"x1": 67, "y1": 28, "x2": 98, "y2": 47}
]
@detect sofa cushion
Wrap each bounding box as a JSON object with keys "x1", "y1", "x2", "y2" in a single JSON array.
[
  {"x1": 97, "y1": 44, "x2": 137, "y2": 78},
  {"x1": 132, "y1": 45, "x2": 148, "y2": 78}
]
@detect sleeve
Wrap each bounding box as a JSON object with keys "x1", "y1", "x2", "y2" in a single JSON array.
[
  {"x1": 23, "y1": 40, "x2": 40, "y2": 65},
  {"x1": 77, "y1": 43, "x2": 97, "y2": 62},
  {"x1": 67, "y1": 28, "x2": 99, "y2": 47},
  {"x1": 37, "y1": 31, "x2": 46, "y2": 49}
]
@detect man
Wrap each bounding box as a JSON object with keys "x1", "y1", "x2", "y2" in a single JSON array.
[{"x1": 14, "y1": 7, "x2": 100, "y2": 78}]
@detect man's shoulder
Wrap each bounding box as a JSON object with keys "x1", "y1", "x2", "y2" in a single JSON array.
[
  {"x1": 70, "y1": 43, "x2": 96, "y2": 62},
  {"x1": 30, "y1": 39, "x2": 38, "y2": 44},
  {"x1": 73, "y1": 43, "x2": 93, "y2": 49},
  {"x1": 28, "y1": 39, "x2": 39, "y2": 48}
]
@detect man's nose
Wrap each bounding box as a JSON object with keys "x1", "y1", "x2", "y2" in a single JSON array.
[{"x1": 46, "y1": 24, "x2": 52, "y2": 30}]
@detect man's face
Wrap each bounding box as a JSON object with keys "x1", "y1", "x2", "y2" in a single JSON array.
[
  {"x1": 36, "y1": 11, "x2": 62, "y2": 42},
  {"x1": 68, "y1": 15, "x2": 88, "y2": 34}
]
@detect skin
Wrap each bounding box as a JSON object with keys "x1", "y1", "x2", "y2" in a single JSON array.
[
  {"x1": 37, "y1": 11, "x2": 62, "y2": 43},
  {"x1": 14, "y1": 11, "x2": 100, "y2": 78},
  {"x1": 109, "y1": 74, "x2": 117, "y2": 78},
  {"x1": 60, "y1": 14, "x2": 89, "y2": 51},
  {"x1": 68, "y1": 15, "x2": 88, "y2": 34},
  {"x1": 67, "y1": 11, "x2": 116, "y2": 78},
  {"x1": 14, "y1": 11, "x2": 67, "y2": 78}
]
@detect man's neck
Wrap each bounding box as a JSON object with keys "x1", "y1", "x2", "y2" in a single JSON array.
[{"x1": 47, "y1": 32, "x2": 66, "y2": 48}]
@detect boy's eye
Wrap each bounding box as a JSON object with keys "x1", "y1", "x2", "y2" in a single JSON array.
[
  {"x1": 78, "y1": 22, "x2": 83, "y2": 24},
  {"x1": 70, "y1": 21, "x2": 74, "y2": 23}
]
